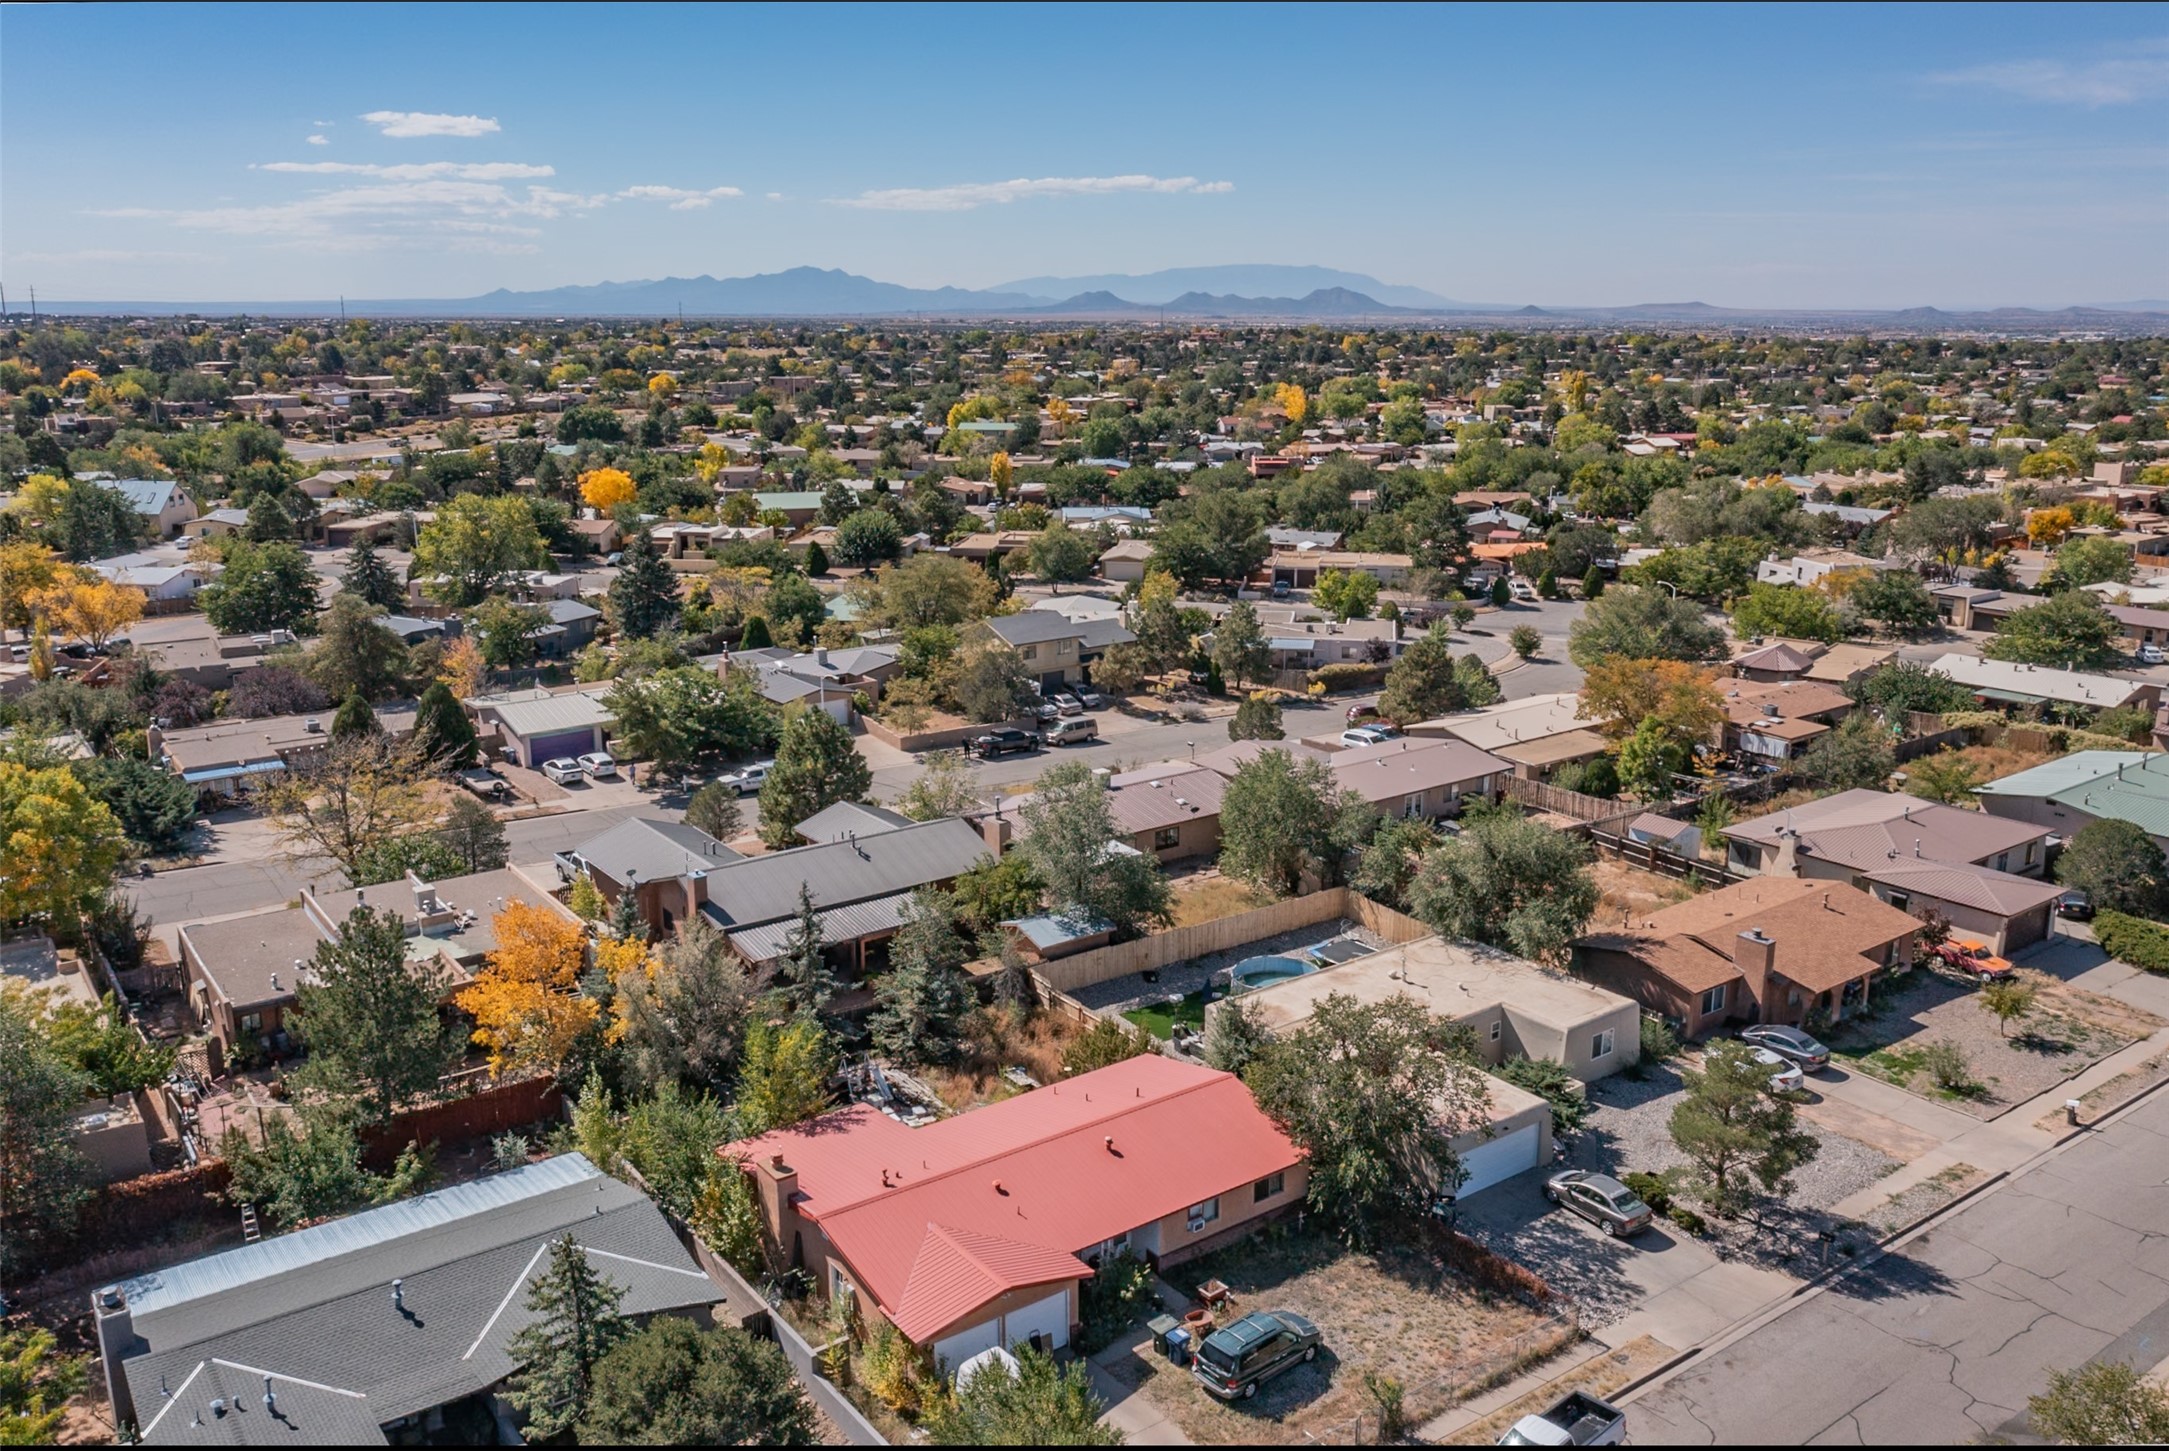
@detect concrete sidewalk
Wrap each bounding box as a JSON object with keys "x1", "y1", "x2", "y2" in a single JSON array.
[{"x1": 1088, "y1": 1329, "x2": 1190, "y2": 1445}]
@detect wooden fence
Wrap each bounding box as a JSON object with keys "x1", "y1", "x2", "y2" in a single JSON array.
[
  {"x1": 1027, "y1": 887, "x2": 1374, "y2": 996},
  {"x1": 1589, "y1": 829, "x2": 1752, "y2": 889},
  {"x1": 360, "y1": 1075, "x2": 563, "y2": 1171}
]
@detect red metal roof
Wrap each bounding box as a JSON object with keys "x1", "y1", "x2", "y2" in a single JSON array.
[{"x1": 723, "y1": 1056, "x2": 1300, "y2": 1342}]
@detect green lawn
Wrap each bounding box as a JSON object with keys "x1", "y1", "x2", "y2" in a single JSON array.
[{"x1": 1124, "y1": 990, "x2": 1209, "y2": 1040}]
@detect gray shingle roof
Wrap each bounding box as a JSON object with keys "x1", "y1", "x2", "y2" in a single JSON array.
[
  {"x1": 571, "y1": 817, "x2": 743, "y2": 886},
  {"x1": 984, "y1": 613, "x2": 1136, "y2": 650},
  {"x1": 700, "y1": 817, "x2": 991, "y2": 930},
  {"x1": 123, "y1": 1155, "x2": 717, "y2": 1446}
]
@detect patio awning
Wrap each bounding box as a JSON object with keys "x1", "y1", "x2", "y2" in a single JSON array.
[{"x1": 179, "y1": 759, "x2": 287, "y2": 785}]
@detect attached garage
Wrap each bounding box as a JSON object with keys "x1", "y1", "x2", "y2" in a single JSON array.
[
  {"x1": 468, "y1": 684, "x2": 618, "y2": 769},
  {"x1": 932, "y1": 1319, "x2": 1002, "y2": 1376},
  {"x1": 1002, "y1": 1290, "x2": 1070, "y2": 1355},
  {"x1": 1457, "y1": 1122, "x2": 1542, "y2": 1197},
  {"x1": 2001, "y1": 901, "x2": 2053, "y2": 954},
  {"x1": 526, "y1": 726, "x2": 600, "y2": 767}
]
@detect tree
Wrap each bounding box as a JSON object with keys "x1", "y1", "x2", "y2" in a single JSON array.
[
  {"x1": 1852, "y1": 660, "x2": 1976, "y2": 716},
  {"x1": 868, "y1": 896, "x2": 975, "y2": 1068},
  {"x1": 2057, "y1": 819, "x2": 2169, "y2": 917},
  {"x1": 922, "y1": 1344, "x2": 1119, "y2": 1446},
  {"x1": 1492, "y1": 1055, "x2": 1593, "y2": 1134},
  {"x1": 1800, "y1": 711, "x2": 1895, "y2": 791},
  {"x1": 71, "y1": 755, "x2": 195, "y2": 855},
  {"x1": 244, "y1": 491, "x2": 296, "y2": 542},
  {"x1": 757, "y1": 707, "x2": 872, "y2": 847},
  {"x1": 1617, "y1": 715, "x2": 1688, "y2": 800},
  {"x1": 951, "y1": 850, "x2": 1045, "y2": 936},
  {"x1": 201, "y1": 541, "x2": 319, "y2": 635},
  {"x1": 1846, "y1": 568, "x2": 1938, "y2": 637},
  {"x1": 1027, "y1": 521, "x2": 1096, "y2": 582},
  {"x1": 1568, "y1": 585, "x2": 1724, "y2": 668},
  {"x1": 611, "y1": 920, "x2": 759, "y2": 1096},
  {"x1": 0, "y1": 1324, "x2": 89, "y2": 1446},
  {"x1": 606, "y1": 667, "x2": 777, "y2": 781},
  {"x1": 0, "y1": 541, "x2": 66, "y2": 640},
  {"x1": 312, "y1": 594, "x2": 409, "y2": 703},
  {"x1": 342, "y1": 539, "x2": 405, "y2": 610},
  {"x1": 31, "y1": 575, "x2": 144, "y2": 651},
  {"x1": 1980, "y1": 977, "x2": 2037, "y2": 1039},
  {"x1": 608, "y1": 530, "x2": 682, "y2": 640},
  {"x1": 1314, "y1": 568, "x2": 1379, "y2": 621},
  {"x1": 412, "y1": 494, "x2": 549, "y2": 606},
  {"x1": 1212, "y1": 601, "x2": 1272, "y2": 689},
  {"x1": 1982, "y1": 590, "x2": 2125, "y2": 671},
  {"x1": 954, "y1": 645, "x2": 1041, "y2": 723},
  {"x1": 1581, "y1": 566, "x2": 1605, "y2": 600},
  {"x1": 2049, "y1": 535, "x2": 2134, "y2": 591},
  {"x1": 579, "y1": 466, "x2": 638, "y2": 512},
  {"x1": 220, "y1": 1099, "x2": 432, "y2": 1229},
  {"x1": 1509, "y1": 624, "x2": 1542, "y2": 660},
  {"x1": 1667, "y1": 1040, "x2": 1819, "y2": 1215},
  {"x1": 412, "y1": 680, "x2": 480, "y2": 768},
  {"x1": 1245, "y1": 992, "x2": 1488, "y2": 1245},
  {"x1": 1378, "y1": 629, "x2": 1465, "y2": 724},
  {"x1": 1063, "y1": 1016, "x2": 1159, "y2": 1074},
  {"x1": 455, "y1": 901, "x2": 599, "y2": 1075},
  {"x1": 49, "y1": 477, "x2": 144, "y2": 561},
  {"x1": 1905, "y1": 752, "x2": 1983, "y2": 805},
  {"x1": 866, "y1": 553, "x2": 1000, "y2": 629},
  {"x1": 684, "y1": 781, "x2": 744, "y2": 841},
  {"x1": 770, "y1": 885, "x2": 838, "y2": 1020},
  {"x1": 736, "y1": 1014, "x2": 837, "y2": 1135},
  {"x1": 1203, "y1": 995, "x2": 1271, "y2": 1076},
  {"x1": 228, "y1": 662, "x2": 329, "y2": 719},
  {"x1": 1453, "y1": 651, "x2": 1502, "y2": 708},
  {"x1": 439, "y1": 793, "x2": 510, "y2": 873},
  {"x1": 578, "y1": 1317, "x2": 816, "y2": 1447},
  {"x1": 1219, "y1": 748, "x2": 1365, "y2": 897},
  {"x1": 1229, "y1": 691, "x2": 1285, "y2": 741},
  {"x1": 1730, "y1": 582, "x2": 1843, "y2": 643},
  {"x1": 738, "y1": 614, "x2": 774, "y2": 650},
  {"x1": 762, "y1": 572, "x2": 828, "y2": 646},
  {"x1": 262, "y1": 735, "x2": 437, "y2": 885},
  {"x1": 2028, "y1": 1361, "x2": 2169, "y2": 1445},
  {"x1": 506, "y1": 1234, "x2": 631, "y2": 1442},
  {"x1": 0, "y1": 987, "x2": 93, "y2": 1278},
  {"x1": 1410, "y1": 806, "x2": 1599, "y2": 964},
  {"x1": 1017, "y1": 761, "x2": 1172, "y2": 936},
  {"x1": 0, "y1": 761, "x2": 129, "y2": 928},
  {"x1": 897, "y1": 750, "x2": 982, "y2": 821},
  {"x1": 331, "y1": 690, "x2": 379, "y2": 740},
  {"x1": 293, "y1": 904, "x2": 457, "y2": 1120},
  {"x1": 1577, "y1": 657, "x2": 1724, "y2": 749},
  {"x1": 834, "y1": 508, "x2": 903, "y2": 567}
]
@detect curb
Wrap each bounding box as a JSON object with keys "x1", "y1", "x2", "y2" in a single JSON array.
[{"x1": 1608, "y1": 1343, "x2": 1705, "y2": 1401}]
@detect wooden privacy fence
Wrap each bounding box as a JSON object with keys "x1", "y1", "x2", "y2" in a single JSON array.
[
  {"x1": 1026, "y1": 886, "x2": 1428, "y2": 996},
  {"x1": 1589, "y1": 829, "x2": 1751, "y2": 889}
]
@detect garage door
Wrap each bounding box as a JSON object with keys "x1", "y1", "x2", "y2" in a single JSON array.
[
  {"x1": 1458, "y1": 1123, "x2": 1541, "y2": 1198},
  {"x1": 2005, "y1": 904, "x2": 2051, "y2": 953},
  {"x1": 1003, "y1": 1290, "x2": 1069, "y2": 1355},
  {"x1": 528, "y1": 727, "x2": 596, "y2": 766},
  {"x1": 932, "y1": 1319, "x2": 1001, "y2": 1376}
]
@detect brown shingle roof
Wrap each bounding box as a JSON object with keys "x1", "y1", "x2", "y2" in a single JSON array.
[{"x1": 1618, "y1": 877, "x2": 1918, "y2": 995}]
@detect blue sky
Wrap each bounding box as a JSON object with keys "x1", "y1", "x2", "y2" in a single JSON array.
[{"x1": 4, "y1": 3, "x2": 2164, "y2": 308}]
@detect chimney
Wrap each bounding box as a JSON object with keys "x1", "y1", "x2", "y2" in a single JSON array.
[
  {"x1": 687, "y1": 868, "x2": 708, "y2": 908},
  {"x1": 753, "y1": 1154, "x2": 799, "y2": 1253},
  {"x1": 93, "y1": 1286, "x2": 137, "y2": 1432},
  {"x1": 1092, "y1": 767, "x2": 1113, "y2": 791},
  {"x1": 981, "y1": 812, "x2": 1013, "y2": 855},
  {"x1": 1734, "y1": 928, "x2": 1777, "y2": 1013}
]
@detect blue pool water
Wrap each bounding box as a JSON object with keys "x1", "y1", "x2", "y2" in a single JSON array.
[{"x1": 1230, "y1": 954, "x2": 1319, "y2": 993}]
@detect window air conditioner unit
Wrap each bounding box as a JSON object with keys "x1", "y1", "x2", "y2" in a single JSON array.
[{"x1": 1187, "y1": 1217, "x2": 1208, "y2": 1234}]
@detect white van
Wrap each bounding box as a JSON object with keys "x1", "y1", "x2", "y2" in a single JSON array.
[{"x1": 1043, "y1": 716, "x2": 1099, "y2": 746}]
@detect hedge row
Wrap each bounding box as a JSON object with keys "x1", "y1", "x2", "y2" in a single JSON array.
[
  {"x1": 1310, "y1": 662, "x2": 1390, "y2": 691},
  {"x1": 2097, "y1": 912, "x2": 2169, "y2": 974}
]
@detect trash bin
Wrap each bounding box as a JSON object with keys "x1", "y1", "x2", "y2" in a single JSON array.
[{"x1": 1164, "y1": 1326, "x2": 1191, "y2": 1365}]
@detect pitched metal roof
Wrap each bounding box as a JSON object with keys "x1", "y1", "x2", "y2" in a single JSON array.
[
  {"x1": 984, "y1": 612, "x2": 1136, "y2": 650},
  {"x1": 469, "y1": 685, "x2": 614, "y2": 738},
  {"x1": 571, "y1": 817, "x2": 743, "y2": 886},
  {"x1": 700, "y1": 817, "x2": 990, "y2": 930},
  {"x1": 723, "y1": 889, "x2": 921, "y2": 965},
  {"x1": 1859, "y1": 858, "x2": 2065, "y2": 916},
  {"x1": 795, "y1": 800, "x2": 914, "y2": 843}
]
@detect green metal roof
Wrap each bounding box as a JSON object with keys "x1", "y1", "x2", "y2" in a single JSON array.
[
  {"x1": 1975, "y1": 751, "x2": 2155, "y2": 799},
  {"x1": 1978, "y1": 750, "x2": 2169, "y2": 838}
]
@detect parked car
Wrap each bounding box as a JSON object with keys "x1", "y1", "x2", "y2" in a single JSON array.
[
  {"x1": 1739, "y1": 1024, "x2": 1830, "y2": 1072},
  {"x1": 1074, "y1": 687, "x2": 1107, "y2": 709},
  {"x1": 2140, "y1": 643, "x2": 2166, "y2": 666},
  {"x1": 1936, "y1": 937, "x2": 2014, "y2": 981},
  {"x1": 1051, "y1": 692, "x2": 1085, "y2": 717},
  {"x1": 1030, "y1": 695, "x2": 1062, "y2": 722},
  {"x1": 1271, "y1": 579, "x2": 1292, "y2": 599},
  {"x1": 1340, "y1": 725, "x2": 1397, "y2": 748},
  {"x1": 1543, "y1": 1170, "x2": 1654, "y2": 1238},
  {"x1": 540, "y1": 757, "x2": 586, "y2": 785},
  {"x1": 1347, "y1": 703, "x2": 1383, "y2": 725},
  {"x1": 969, "y1": 728, "x2": 1039, "y2": 758},
  {"x1": 1499, "y1": 1390, "x2": 1627, "y2": 1446},
  {"x1": 1509, "y1": 578, "x2": 1540, "y2": 602},
  {"x1": 1747, "y1": 1045, "x2": 1806, "y2": 1094},
  {"x1": 1192, "y1": 1310, "x2": 1321, "y2": 1401},
  {"x1": 577, "y1": 751, "x2": 618, "y2": 779},
  {"x1": 1043, "y1": 716, "x2": 1099, "y2": 746},
  {"x1": 2057, "y1": 889, "x2": 2095, "y2": 921},
  {"x1": 712, "y1": 761, "x2": 773, "y2": 795}
]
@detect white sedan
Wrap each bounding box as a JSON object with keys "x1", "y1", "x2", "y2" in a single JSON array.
[
  {"x1": 577, "y1": 752, "x2": 618, "y2": 779},
  {"x1": 540, "y1": 757, "x2": 586, "y2": 785},
  {"x1": 1748, "y1": 1046, "x2": 1806, "y2": 1094}
]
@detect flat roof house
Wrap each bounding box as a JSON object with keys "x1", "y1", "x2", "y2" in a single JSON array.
[
  {"x1": 1574, "y1": 877, "x2": 1920, "y2": 1039},
  {"x1": 719, "y1": 1056, "x2": 1304, "y2": 1373},
  {"x1": 1926, "y1": 652, "x2": 2158, "y2": 714},
  {"x1": 1412, "y1": 692, "x2": 1610, "y2": 782},
  {"x1": 95, "y1": 1154, "x2": 718, "y2": 1445}
]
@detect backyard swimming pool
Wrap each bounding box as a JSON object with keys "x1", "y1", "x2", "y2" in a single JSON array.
[{"x1": 1229, "y1": 954, "x2": 1320, "y2": 993}]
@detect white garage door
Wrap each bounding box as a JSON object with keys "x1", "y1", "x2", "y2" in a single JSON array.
[
  {"x1": 1458, "y1": 1123, "x2": 1541, "y2": 1197},
  {"x1": 932, "y1": 1319, "x2": 1001, "y2": 1376},
  {"x1": 1003, "y1": 1290, "x2": 1070, "y2": 1354}
]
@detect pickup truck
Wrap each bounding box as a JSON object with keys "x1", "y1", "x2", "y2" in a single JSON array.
[{"x1": 1498, "y1": 1391, "x2": 1626, "y2": 1446}]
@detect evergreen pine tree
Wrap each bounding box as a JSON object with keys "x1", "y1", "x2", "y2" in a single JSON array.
[
  {"x1": 504, "y1": 1234, "x2": 630, "y2": 1441},
  {"x1": 1581, "y1": 567, "x2": 1605, "y2": 600},
  {"x1": 607, "y1": 529, "x2": 681, "y2": 640},
  {"x1": 867, "y1": 910, "x2": 973, "y2": 1069},
  {"x1": 772, "y1": 884, "x2": 836, "y2": 1019},
  {"x1": 739, "y1": 615, "x2": 773, "y2": 650},
  {"x1": 609, "y1": 882, "x2": 649, "y2": 942},
  {"x1": 756, "y1": 709, "x2": 872, "y2": 848},
  {"x1": 412, "y1": 680, "x2": 478, "y2": 767},
  {"x1": 330, "y1": 691, "x2": 378, "y2": 739},
  {"x1": 342, "y1": 540, "x2": 405, "y2": 610},
  {"x1": 803, "y1": 540, "x2": 829, "y2": 576}
]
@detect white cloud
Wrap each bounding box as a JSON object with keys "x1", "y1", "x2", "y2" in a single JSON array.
[
  {"x1": 306, "y1": 134, "x2": 329, "y2": 146},
  {"x1": 95, "y1": 180, "x2": 606, "y2": 243},
  {"x1": 256, "y1": 160, "x2": 556, "y2": 181},
  {"x1": 833, "y1": 174, "x2": 1236, "y2": 212},
  {"x1": 616, "y1": 184, "x2": 745, "y2": 211},
  {"x1": 360, "y1": 110, "x2": 501, "y2": 138},
  {"x1": 1931, "y1": 42, "x2": 2169, "y2": 106},
  {"x1": 766, "y1": 191, "x2": 785, "y2": 201}
]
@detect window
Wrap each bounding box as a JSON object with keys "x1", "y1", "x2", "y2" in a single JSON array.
[
  {"x1": 1057, "y1": 638, "x2": 1075, "y2": 656},
  {"x1": 1019, "y1": 644, "x2": 1037, "y2": 660},
  {"x1": 1590, "y1": 1029, "x2": 1615, "y2": 1060},
  {"x1": 1186, "y1": 1197, "x2": 1220, "y2": 1227},
  {"x1": 829, "y1": 1264, "x2": 855, "y2": 1302},
  {"x1": 1994, "y1": 853, "x2": 2009, "y2": 872},
  {"x1": 1154, "y1": 826, "x2": 1181, "y2": 850},
  {"x1": 1253, "y1": 1172, "x2": 1285, "y2": 1204},
  {"x1": 1883, "y1": 891, "x2": 1910, "y2": 914},
  {"x1": 1699, "y1": 984, "x2": 1726, "y2": 1016},
  {"x1": 239, "y1": 1012, "x2": 263, "y2": 1033},
  {"x1": 2026, "y1": 841, "x2": 2040, "y2": 865},
  {"x1": 1488, "y1": 1020, "x2": 1502, "y2": 1043},
  {"x1": 1728, "y1": 840, "x2": 1757, "y2": 870}
]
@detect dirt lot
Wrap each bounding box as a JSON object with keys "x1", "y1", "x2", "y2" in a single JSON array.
[
  {"x1": 1169, "y1": 871, "x2": 1268, "y2": 928},
  {"x1": 1592, "y1": 857, "x2": 1698, "y2": 929},
  {"x1": 1098, "y1": 1225, "x2": 1566, "y2": 1444},
  {"x1": 917, "y1": 1005, "x2": 1085, "y2": 1112},
  {"x1": 1827, "y1": 965, "x2": 2161, "y2": 1119}
]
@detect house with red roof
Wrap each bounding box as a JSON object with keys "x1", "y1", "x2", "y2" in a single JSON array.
[{"x1": 720, "y1": 1055, "x2": 1305, "y2": 1371}]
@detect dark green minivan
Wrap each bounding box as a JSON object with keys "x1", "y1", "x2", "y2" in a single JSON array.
[{"x1": 1192, "y1": 1309, "x2": 1322, "y2": 1400}]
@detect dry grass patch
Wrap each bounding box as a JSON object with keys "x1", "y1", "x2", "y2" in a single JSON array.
[
  {"x1": 1443, "y1": 1335, "x2": 1675, "y2": 1445},
  {"x1": 1592, "y1": 857, "x2": 1699, "y2": 928},
  {"x1": 917, "y1": 1006, "x2": 1085, "y2": 1112},
  {"x1": 1170, "y1": 874, "x2": 1268, "y2": 928}
]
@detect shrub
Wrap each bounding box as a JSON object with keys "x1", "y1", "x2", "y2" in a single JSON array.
[
  {"x1": 1077, "y1": 1252, "x2": 1159, "y2": 1353},
  {"x1": 1639, "y1": 1014, "x2": 1681, "y2": 1064},
  {"x1": 1621, "y1": 1170, "x2": 1673, "y2": 1215},
  {"x1": 861, "y1": 1319, "x2": 929, "y2": 1415},
  {"x1": 1920, "y1": 1041, "x2": 1973, "y2": 1093},
  {"x1": 1667, "y1": 1205, "x2": 1706, "y2": 1235},
  {"x1": 1492, "y1": 1055, "x2": 1591, "y2": 1133},
  {"x1": 1062, "y1": 1017, "x2": 1158, "y2": 1075},
  {"x1": 2097, "y1": 912, "x2": 2169, "y2": 973},
  {"x1": 1309, "y1": 661, "x2": 1390, "y2": 692}
]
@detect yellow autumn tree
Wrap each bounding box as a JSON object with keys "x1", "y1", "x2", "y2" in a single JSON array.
[
  {"x1": 32, "y1": 576, "x2": 145, "y2": 649},
  {"x1": 1274, "y1": 382, "x2": 1309, "y2": 423},
  {"x1": 579, "y1": 466, "x2": 638, "y2": 512},
  {"x1": 60, "y1": 367, "x2": 101, "y2": 393},
  {"x1": 437, "y1": 635, "x2": 489, "y2": 697},
  {"x1": 1046, "y1": 398, "x2": 1075, "y2": 433},
  {"x1": 988, "y1": 451, "x2": 1013, "y2": 491},
  {"x1": 2027, "y1": 506, "x2": 2076, "y2": 547},
  {"x1": 646, "y1": 373, "x2": 677, "y2": 398},
  {"x1": 456, "y1": 901, "x2": 597, "y2": 1075},
  {"x1": 6, "y1": 474, "x2": 69, "y2": 523},
  {"x1": 1556, "y1": 369, "x2": 1593, "y2": 413},
  {"x1": 0, "y1": 540, "x2": 65, "y2": 637},
  {"x1": 694, "y1": 442, "x2": 732, "y2": 485}
]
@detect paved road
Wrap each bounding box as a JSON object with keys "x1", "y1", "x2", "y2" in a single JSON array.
[{"x1": 1626, "y1": 1085, "x2": 2169, "y2": 1444}]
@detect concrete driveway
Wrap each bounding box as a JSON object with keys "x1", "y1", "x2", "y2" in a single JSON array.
[{"x1": 1453, "y1": 1168, "x2": 1797, "y2": 1354}]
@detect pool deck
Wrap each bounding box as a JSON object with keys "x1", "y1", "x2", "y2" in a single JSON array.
[{"x1": 1068, "y1": 919, "x2": 1387, "y2": 1017}]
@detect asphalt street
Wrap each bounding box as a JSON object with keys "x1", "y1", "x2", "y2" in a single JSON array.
[{"x1": 1626, "y1": 1084, "x2": 2169, "y2": 1444}]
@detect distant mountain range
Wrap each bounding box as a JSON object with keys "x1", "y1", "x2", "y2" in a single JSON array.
[{"x1": 31, "y1": 265, "x2": 2169, "y2": 331}]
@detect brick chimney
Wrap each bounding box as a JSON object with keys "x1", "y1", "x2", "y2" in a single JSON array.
[
  {"x1": 753, "y1": 1153, "x2": 800, "y2": 1252},
  {"x1": 1734, "y1": 928, "x2": 1777, "y2": 1016},
  {"x1": 980, "y1": 812, "x2": 1013, "y2": 855}
]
